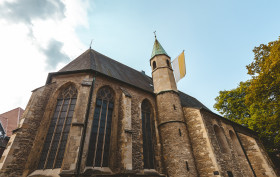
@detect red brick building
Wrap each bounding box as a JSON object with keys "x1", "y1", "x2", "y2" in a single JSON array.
[{"x1": 0, "y1": 107, "x2": 24, "y2": 157}]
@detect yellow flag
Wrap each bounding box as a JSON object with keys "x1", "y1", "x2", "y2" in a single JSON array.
[{"x1": 172, "y1": 51, "x2": 186, "y2": 83}]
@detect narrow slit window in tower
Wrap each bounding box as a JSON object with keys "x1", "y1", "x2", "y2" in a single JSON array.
[
  {"x1": 166, "y1": 59, "x2": 170, "y2": 67},
  {"x1": 152, "y1": 61, "x2": 156, "y2": 70}
]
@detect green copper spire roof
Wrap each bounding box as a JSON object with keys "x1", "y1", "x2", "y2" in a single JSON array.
[{"x1": 151, "y1": 38, "x2": 169, "y2": 59}]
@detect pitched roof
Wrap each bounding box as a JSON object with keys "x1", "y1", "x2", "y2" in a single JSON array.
[
  {"x1": 58, "y1": 49, "x2": 154, "y2": 92},
  {"x1": 49, "y1": 49, "x2": 209, "y2": 110}
]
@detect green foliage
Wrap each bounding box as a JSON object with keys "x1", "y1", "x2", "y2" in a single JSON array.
[
  {"x1": 214, "y1": 37, "x2": 280, "y2": 167},
  {"x1": 214, "y1": 81, "x2": 251, "y2": 126}
]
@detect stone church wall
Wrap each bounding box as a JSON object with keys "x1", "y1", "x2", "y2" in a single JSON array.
[
  {"x1": 0, "y1": 81, "x2": 57, "y2": 177},
  {"x1": 24, "y1": 73, "x2": 92, "y2": 176},
  {"x1": 238, "y1": 133, "x2": 277, "y2": 177},
  {"x1": 1, "y1": 72, "x2": 165, "y2": 177},
  {"x1": 80, "y1": 74, "x2": 163, "y2": 176},
  {"x1": 183, "y1": 108, "x2": 257, "y2": 177},
  {"x1": 200, "y1": 110, "x2": 255, "y2": 177},
  {"x1": 183, "y1": 108, "x2": 218, "y2": 177}
]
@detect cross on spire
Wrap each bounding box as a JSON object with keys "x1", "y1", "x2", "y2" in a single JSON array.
[
  {"x1": 153, "y1": 31, "x2": 157, "y2": 39},
  {"x1": 89, "y1": 39, "x2": 93, "y2": 49}
]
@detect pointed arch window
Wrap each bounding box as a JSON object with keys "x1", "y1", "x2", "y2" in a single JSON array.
[
  {"x1": 38, "y1": 85, "x2": 77, "y2": 169},
  {"x1": 229, "y1": 130, "x2": 243, "y2": 156},
  {"x1": 214, "y1": 125, "x2": 230, "y2": 153},
  {"x1": 141, "y1": 99, "x2": 155, "y2": 169},
  {"x1": 86, "y1": 86, "x2": 114, "y2": 167}
]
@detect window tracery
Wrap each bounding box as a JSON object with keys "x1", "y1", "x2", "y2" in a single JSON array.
[
  {"x1": 86, "y1": 86, "x2": 114, "y2": 167},
  {"x1": 38, "y1": 85, "x2": 77, "y2": 169}
]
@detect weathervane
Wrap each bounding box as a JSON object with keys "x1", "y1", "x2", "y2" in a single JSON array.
[
  {"x1": 153, "y1": 31, "x2": 157, "y2": 39},
  {"x1": 89, "y1": 39, "x2": 93, "y2": 49}
]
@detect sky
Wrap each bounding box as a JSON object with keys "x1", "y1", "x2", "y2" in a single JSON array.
[{"x1": 0, "y1": 0, "x2": 280, "y2": 114}]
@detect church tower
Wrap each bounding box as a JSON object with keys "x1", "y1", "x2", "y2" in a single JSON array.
[{"x1": 150, "y1": 37, "x2": 197, "y2": 177}]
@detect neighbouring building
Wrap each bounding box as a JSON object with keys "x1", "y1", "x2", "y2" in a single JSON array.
[
  {"x1": 0, "y1": 107, "x2": 24, "y2": 157},
  {"x1": 0, "y1": 122, "x2": 8, "y2": 157},
  {"x1": 0, "y1": 38, "x2": 277, "y2": 177}
]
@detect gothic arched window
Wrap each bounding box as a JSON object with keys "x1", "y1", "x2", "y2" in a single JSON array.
[
  {"x1": 213, "y1": 125, "x2": 229, "y2": 153},
  {"x1": 141, "y1": 99, "x2": 155, "y2": 169},
  {"x1": 38, "y1": 85, "x2": 77, "y2": 169},
  {"x1": 229, "y1": 130, "x2": 243, "y2": 156},
  {"x1": 86, "y1": 86, "x2": 114, "y2": 167}
]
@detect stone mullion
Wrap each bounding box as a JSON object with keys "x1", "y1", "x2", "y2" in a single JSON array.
[
  {"x1": 52, "y1": 98, "x2": 72, "y2": 169},
  {"x1": 100, "y1": 100, "x2": 109, "y2": 167},
  {"x1": 43, "y1": 99, "x2": 65, "y2": 169},
  {"x1": 92, "y1": 99, "x2": 104, "y2": 166}
]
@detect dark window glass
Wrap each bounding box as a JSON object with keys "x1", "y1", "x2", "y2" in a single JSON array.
[
  {"x1": 141, "y1": 99, "x2": 155, "y2": 169},
  {"x1": 152, "y1": 61, "x2": 156, "y2": 70},
  {"x1": 227, "y1": 171, "x2": 234, "y2": 177},
  {"x1": 38, "y1": 85, "x2": 77, "y2": 169},
  {"x1": 166, "y1": 60, "x2": 170, "y2": 67},
  {"x1": 86, "y1": 86, "x2": 114, "y2": 167}
]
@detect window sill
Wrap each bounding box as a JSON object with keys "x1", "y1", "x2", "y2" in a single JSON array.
[
  {"x1": 28, "y1": 168, "x2": 61, "y2": 177},
  {"x1": 144, "y1": 169, "x2": 161, "y2": 175},
  {"x1": 83, "y1": 166, "x2": 112, "y2": 175}
]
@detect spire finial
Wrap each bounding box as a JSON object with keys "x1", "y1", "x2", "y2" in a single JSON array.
[
  {"x1": 153, "y1": 31, "x2": 157, "y2": 39},
  {"x1": 89, "y1": 39, "x2": 93, "y2": 49}
]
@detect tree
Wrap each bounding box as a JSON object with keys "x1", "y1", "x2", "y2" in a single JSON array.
[
  {"x1": 214, "y1": 37, "x2": 280, "y2": 168},
  {"x1": 214, "y1": 81, "x2": 251, "y2": 126}
]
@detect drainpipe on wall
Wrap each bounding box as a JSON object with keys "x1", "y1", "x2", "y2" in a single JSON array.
[{"x1": 75, "y1": 75, "x2": 95, "y2": 177}]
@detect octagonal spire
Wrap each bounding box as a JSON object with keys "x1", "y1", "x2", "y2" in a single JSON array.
[{"x1": 151, "y1": 38, "x2": 169, "y2": 59}]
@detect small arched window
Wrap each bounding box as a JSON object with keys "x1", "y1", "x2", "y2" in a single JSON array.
[
  {"x1": 38, "y1": 84, "x2": 77, "y2": 169},
  {"x1": 152, "y1": 61, "x2": 156, "y2": 70},
  {"x1": 86, "y1": 86, "x2": 114, "y2": 167},
  {"x1": 166, "y1": 60, "x2": 170, "y2": 67},
  {"x1": 229, "y1": 130, "x2": 243, "y2": 156},
  {"x1": 214, "y1": 125, "x2": 229, "y2": 153},
  {"x1": 141, "y1": 99, "x2": 155, "y2": 169}
]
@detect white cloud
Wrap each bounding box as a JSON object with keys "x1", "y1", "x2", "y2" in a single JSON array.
[{"x1": 0, "y1": 0, "x2": 89, "y2": 113}]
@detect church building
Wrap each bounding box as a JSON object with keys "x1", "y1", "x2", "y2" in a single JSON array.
[{"x1": 0, "y1": 38, "x2": 277, "y2": 177}]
